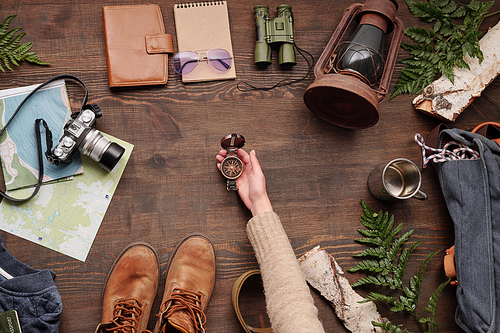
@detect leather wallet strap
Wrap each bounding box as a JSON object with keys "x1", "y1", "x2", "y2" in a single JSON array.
[
  {"x1": 146, "y1": 34, "x2": 174, "y2": 54},
  {"x1": 231, "y1": 270, "x2": 273, "y2": 333}
]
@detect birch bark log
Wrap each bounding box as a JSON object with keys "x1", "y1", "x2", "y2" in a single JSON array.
[
  {"x1": 412, "y1": 20, "x2": 500, "y2": 121},
  {"x1": 298, "y1": 246, "x2": 387, "y2": 333}
]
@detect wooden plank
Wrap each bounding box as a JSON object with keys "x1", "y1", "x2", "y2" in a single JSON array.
[{"x1": 1, "y1": 0, "x2": 499, "y2": 331}]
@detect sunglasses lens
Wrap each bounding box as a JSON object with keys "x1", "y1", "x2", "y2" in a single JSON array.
[
  {"x1": 173, "y1": 51, "x2": 199, "y2": 74},
  {"x1": 207, "y1": 49, "x2": 232, "y2": 71}
]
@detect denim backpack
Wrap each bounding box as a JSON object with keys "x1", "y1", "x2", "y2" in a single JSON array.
[{"x1": 418, "y1": 124, "x2": 500, "y2": 333}]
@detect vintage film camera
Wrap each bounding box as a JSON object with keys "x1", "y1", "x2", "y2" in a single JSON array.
[
  {"x1": 254, "y1": 4, "x2": 296, "y2": 66},
  {"x1": 46, "y1": 104, "x2": 125, "y2": 172}
]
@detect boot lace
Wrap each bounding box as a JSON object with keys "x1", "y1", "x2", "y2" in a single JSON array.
[
  {"x1": 106, "y1": 298, "x2": 152, "y2": 333},
  {"x1": 158, "y1": 288, "x2": 207, "y2": 333}
]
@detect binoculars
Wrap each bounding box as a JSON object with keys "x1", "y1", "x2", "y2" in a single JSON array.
[{"x1": 254, "y1": 4, "x2": 296, "y2": 66}]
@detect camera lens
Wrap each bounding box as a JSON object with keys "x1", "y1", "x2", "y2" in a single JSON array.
[
  {"x1": 80, "y1": 129, "x2": 125, "y2": 172},
  {"x1": 99, "y1": 142, "x2": 125, "y2": 172}
]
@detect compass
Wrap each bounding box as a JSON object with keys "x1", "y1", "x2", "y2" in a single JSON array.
[{"x1": 220, "y1": 133, "x2": 245, "y2": 191}]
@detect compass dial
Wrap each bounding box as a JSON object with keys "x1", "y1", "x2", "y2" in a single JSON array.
[{"x1": 221, "y1": 156, "x2": 243, "y2": 180}]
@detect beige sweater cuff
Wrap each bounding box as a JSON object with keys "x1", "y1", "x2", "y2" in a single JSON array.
[{"x1": 246, "y1": 211, "x2": 325, "y2": 333}]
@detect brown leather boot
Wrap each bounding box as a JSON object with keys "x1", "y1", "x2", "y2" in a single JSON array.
[
  {"x1": 153, "y1": 235, "x2": 216, "y2": 333},
  {"x1": 95, "y1": 242, "x2": 159, "y2": 333}
]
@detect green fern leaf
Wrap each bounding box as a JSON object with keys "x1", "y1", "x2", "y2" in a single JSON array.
[
  {"x1": 3, "y1": 32, "x2": 24, "y2": 52},
  {"x1": 380, "y1": 213, "x2": 395, "y2": 240},
  {"x1": 348, "y1": 259, "x2": 384, "y2": 273},
  {"x1": 350, "y1": 201, "x2": 450, "y2": 332},
  {"x1": 0, "y1": 7, "x2": 49, "y2": 72},
  {"x1": 373, "y1": 321, "x2": 412, "y2": 333},
  {"x1": 433, "y1": 0, "x2": 450, "y2": 9},
  {"x1": 365, "y1": 292, "x2": 398, "y2": 305},
  {"x1": 415, "y1": 250, "x2": 441, "y2": 285},
  {"x1": 441, "y1": 1, "x2": 457, "y2": 14},
  {"x1": 387, "y1": 230, "x2": 414, "y2": 262},
  {"x1": 397, "y1": 240, "x2": 424, "y2": 278},
  {"x1": 1, "y1": 56, "x2": 12, "y2": 71},
  {"x1": 423, "y1": 278, "x2": 451, "y2": 315},
  {"x1": 391, "y1": 0, "x2": 494, "y2": 97},
  {"x1": 357, "y1": 228, "x2": 380, "y2": 238},
  {"x1": 353, "y1": 246, "x2": 387, "y2": 258},
  {"x1": 0, "y1": 27, "x2": 22, "y2": 47},
  {"x1": 382, "y1": 222, "x2": 402, "y2": 249},
  {"x1": 405, "y1": 27, "x2": 430, "y2": 43},
  {"x1": 0, "y1": 14, "x2": 16, "y2": 35},
  {"x1": 354, "y1": 237, "x2": 383, "y2": 246},
  {"x1": 351, "y1": 275, "x2": 388, "y2": 288}
]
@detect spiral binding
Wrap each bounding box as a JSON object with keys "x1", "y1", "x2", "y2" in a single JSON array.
[{"x1": 176, "y1": 1, "x2": 225, "y2": 9}]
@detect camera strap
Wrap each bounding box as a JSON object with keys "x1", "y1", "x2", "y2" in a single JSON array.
[{"x1": 0, "y1": 74, "x2": 88, "y2": 202}]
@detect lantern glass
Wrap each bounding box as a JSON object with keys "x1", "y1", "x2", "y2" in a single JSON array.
[{"x1": 334, "y1": 24, "x2": 386, "y2": 85}]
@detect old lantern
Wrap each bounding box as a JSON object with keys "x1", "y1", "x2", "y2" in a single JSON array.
[{"x1": 303, "y1": 0, "x2": 403, "y2": 129}]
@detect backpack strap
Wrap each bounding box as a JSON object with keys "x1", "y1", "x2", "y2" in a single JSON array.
[{"x1": 471, "y1": 122, "x2": 500, "y2": 145}]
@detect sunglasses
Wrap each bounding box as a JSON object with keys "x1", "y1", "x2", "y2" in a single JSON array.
[{"x1": 173, "y1": 48, "x2": 232, "y2": 75}]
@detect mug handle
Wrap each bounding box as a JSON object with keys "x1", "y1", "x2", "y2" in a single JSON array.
[{"x1": 412, "y1": 190, "x2": 428, "y2": 200}]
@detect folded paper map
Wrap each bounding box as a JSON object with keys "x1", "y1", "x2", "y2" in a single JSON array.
[
  {"x1": 0, "y1": 134, "x2": 133, "y2": 261},
  {"x1": 0, "y1": 80, "x2": 83, "y2": 190}
]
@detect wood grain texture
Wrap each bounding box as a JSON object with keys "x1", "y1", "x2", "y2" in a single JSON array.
[{"x1": 1, "y1": 0, "x2": 499, "y2": 332}]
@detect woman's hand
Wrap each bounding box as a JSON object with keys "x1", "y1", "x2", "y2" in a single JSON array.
[{"x1": 216, "y1": 149, "x2": 272, "y2": 216}]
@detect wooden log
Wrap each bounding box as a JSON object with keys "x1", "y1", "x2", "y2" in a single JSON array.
[
  {"x1": 298, "y1": 246, "x2": 387, "y2": 333},
  {"x1": 412, "y1": 20, "x2": 500, "y2": 121}
]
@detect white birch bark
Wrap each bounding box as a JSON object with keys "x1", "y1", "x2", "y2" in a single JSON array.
[
  {"x1": 298, "y1": 246, "x2": 387, "y2": 333},
  {"x1": 412, "y1": 20, "x2": 500, "y2": 121}
]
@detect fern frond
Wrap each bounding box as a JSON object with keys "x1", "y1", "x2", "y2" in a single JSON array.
[
  {"x1": 415, "y1": 249, "x2": 441, "y2": 290},
  {"x1": 365, "y1": 292, "x2": 398, "y2": 305},
  {"x1": 350, "y1": 274, "x2": 392, "y2": 288},
  {"x1": 396, "y1": 240, "x2": 424, "y2": 281},
  {"x1": 419, "y1": 278, "x2": 451, "y2": 332},
  {"x1": 405, "y1": 27, "x2": 430, "y2": 43},
  {"x1": 391, "y1": 0, "x2": 495, "y2": 98},
  {"x1": 387, "y1": 230, "x2": 414, "y2": 262},
  {"x1": 350, "y1": 201, "x2": 449, "y2": 332},
  {"x1": 373, "y1": 321, "x2": 412, "y2": 333},
  {"x1": 0, "y1": 14, "x2": 16, "y2": 35},
  {"x1": 353, "y1": 246, "x2": 387, "y2": 258},
  {"x1": 354, "y1": 237, "x2": 383, "y2": 246},
  {"x1": 0, "y1": 9, "x2": 49, "y2": 72},
  {"x1": 348, "y1": 259, "x2": 384, "y2": 273},
  {"x1": 382, "y1": 222, "x2": 402, "y2": 250},
  {"x1": 423, "y1": 278, "x2": 451, "y2": 315}
]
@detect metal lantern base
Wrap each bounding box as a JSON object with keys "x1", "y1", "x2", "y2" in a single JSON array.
[{"x1": 303, "y1": 74, "x2": 379, "y2": 129}]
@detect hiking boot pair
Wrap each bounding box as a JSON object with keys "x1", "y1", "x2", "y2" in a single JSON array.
[{"x1": 95, "y1": 235, "x2": 216, "y2": 333}]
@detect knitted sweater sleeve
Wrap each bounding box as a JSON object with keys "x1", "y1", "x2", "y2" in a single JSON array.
[{"x1": 246, "y1": 211, "x2": 325, "y2": 333}]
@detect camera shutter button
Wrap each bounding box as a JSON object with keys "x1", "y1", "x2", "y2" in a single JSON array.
[
  {"x1": 81, "y1": 112, "x2": 93, "y2": 123},
  {"x1": 63, "y1": 137, "x2": 74, "y2": 148},
  {"x1": 54, "y1": 148, "x2": 64, "y2": 157}
]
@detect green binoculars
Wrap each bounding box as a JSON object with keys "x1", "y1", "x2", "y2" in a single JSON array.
[{"x1": 254, "y1": 4, "x2": 296, "y2": 66}]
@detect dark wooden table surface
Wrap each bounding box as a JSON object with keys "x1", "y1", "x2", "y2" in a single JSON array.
[{"x1": 1, "y1": 0, "x2": 499, "y2": 332}]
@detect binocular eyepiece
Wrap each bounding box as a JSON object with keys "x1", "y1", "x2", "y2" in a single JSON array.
[{"x1": 254, "y1": 4, "x2": 296, "y2": 67}]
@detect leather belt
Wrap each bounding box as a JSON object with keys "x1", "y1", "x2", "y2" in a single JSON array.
[{"x1": 231, "y1": 270, "x2": 273, "y2": 333}]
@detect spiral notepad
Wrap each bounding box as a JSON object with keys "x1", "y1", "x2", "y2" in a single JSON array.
[{"x1": 174, "y1": 1, "x2": 236, "y2": 83}]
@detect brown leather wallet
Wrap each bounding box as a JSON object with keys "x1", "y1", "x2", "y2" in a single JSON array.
[{"x1": 102, "y1": 4, "x2": 173, "y2": 88}]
